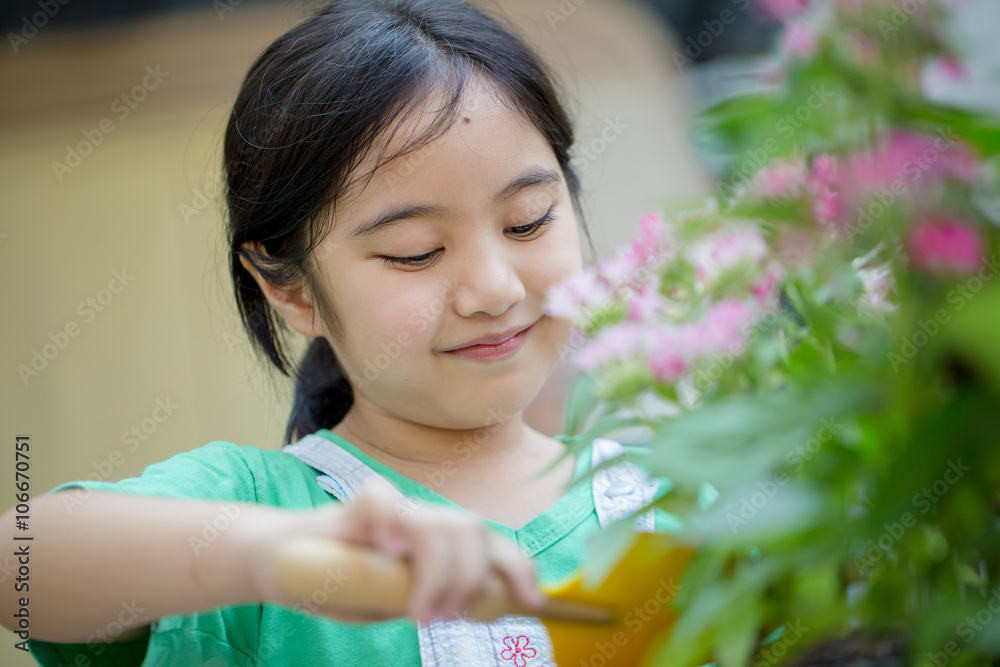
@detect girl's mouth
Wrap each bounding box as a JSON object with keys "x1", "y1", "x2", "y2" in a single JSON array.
[{"x1": 441, "y1": 321, "x2": 536, "y2": 362}]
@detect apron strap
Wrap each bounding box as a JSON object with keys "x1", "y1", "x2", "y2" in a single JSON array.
[
  {"x1": 283, "y1": 434, "x2": 399, "y2": 502},
  {"x1": 590, "y1": 437, "x2": 659, "y2": 533}
]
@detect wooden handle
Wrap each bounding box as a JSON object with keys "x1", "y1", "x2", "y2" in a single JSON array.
[{"x1": 272, "y1": 536, "x2": 611, "y2": 624}]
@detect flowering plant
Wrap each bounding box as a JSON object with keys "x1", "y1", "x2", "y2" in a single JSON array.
[{"x1": 547, "y1": 1, "x2": 1000, "y2": 666}]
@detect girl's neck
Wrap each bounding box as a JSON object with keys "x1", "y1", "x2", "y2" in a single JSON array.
[
  {"x1": 329, "y1": 404, "x2": 542, "y2": 476},
  {"x1": 328, "y1": 403, "x2": 577, "y2": 529}
]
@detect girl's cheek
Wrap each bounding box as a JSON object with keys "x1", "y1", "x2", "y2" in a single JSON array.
[
  {"x1": 373, "y1": 286, "x2": 445, "y2": 351},
  {"x1": 536, "y1": 228, "x2": 584, "y2": 288},
  {"x1": 344, "y1": 314, "x2": 425, "y2": 385}
]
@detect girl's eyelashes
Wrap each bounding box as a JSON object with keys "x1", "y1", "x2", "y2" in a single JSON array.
[
  {"x1": 376, "y1": 205, "x2": 558, "y2": 269},
  {"x1": 506, "y1": 205, "x2": 556, "y2": 239},
  {"x1": 378, "y1": 249, "x2": 438, "y2": 269}
]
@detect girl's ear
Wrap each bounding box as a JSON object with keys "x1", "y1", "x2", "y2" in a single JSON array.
[{"x1": 238, "y1": 242, "x2": 325, "y2": 339}]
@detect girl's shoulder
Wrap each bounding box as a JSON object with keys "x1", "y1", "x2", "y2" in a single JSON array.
[{"x1": 43, "y1": 439, "x2": 332, "y2": 510}]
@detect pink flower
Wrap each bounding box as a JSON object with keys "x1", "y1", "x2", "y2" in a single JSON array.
[
  {"x1": 852, "y1": 243, "x2": 897, "y2": 315},
  {"x1": 646, "y1": 300, "x2": 760, "y2": 384},
  {"x1": 544, "y1": 269, "x2": 611, "y2": 322},
  {"x1": 935, "y1": 58, "x2": 967, "y2": 81},
  {"x1": 620, "y1": 210, "x2": 674, "y2": 273},
  {"x1": 756, "y1": 0, "x2": 810, "y2": 21},
  {"x1": 572, "y1": 322, "x2": 646, "y2": 371},
  {"x1": 699, "y1": 299, "x2": 758, "y2": 353},
  {"x1": 716, "y1": 227, "x2": 768, "y2": 267},
  {"x1": 812, "y1": 184, "x2": 843, "y2": 224},
  {"x1": 599, "y1": 246, "x2": 644, "y2": 287},
  {"x1": 686, "y1": 225, "x2": 769, "y2": 285},
  {"x1": 751, "y1": 261, "x2": 786, "y2": 306},
  {"x1": 948, "y1": 150, "x2": 979, "y2": 181},
  {"x1": 806, "y1": 154, "x2": 845, "y2": 227},
  {"x1": 857, "y1": 264, "x2": 897, "y2": 315},
  {"x1": 782, "y1": 21, "x2": 817, "y2": 58},
  {"x1": 810, "y1": 153, "x2": 838, "y2": 185},
  {"x1": 830, "y1": 130, "x2": 980, "y2": 216},
  {"x1": 543, "y1": 283, "x2": 579, "y2": 320},
  {"x1": 649, "y1": 349, "x2": 689, "y2": 383},
  {"x1": 628, "y1": 279, "x2": 663, "y2": 321},
  {"x1": 638, "y1": 210, "x2": 667, "y2": 249},
  {"x1": 597, "y1": 214, "x2": 674, "y2": 299},
  {"x1": 906, "y1": 218, "x2": 985, "y2": 275},
  {"x1": 648, "y1": 326, "x2": 695, "y2": 382},
  {"x1": 501, "y1": 635, "x2": 537, "y2": 667},
  {"x1": 751, "y1": 157, "x2": 807, "y2": 199}
]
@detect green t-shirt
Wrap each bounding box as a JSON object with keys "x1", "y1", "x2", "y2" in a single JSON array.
[{"x1": 28, "y1": 429, "x2": 669, "y2": 667}]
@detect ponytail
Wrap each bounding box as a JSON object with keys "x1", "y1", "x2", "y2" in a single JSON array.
[{"x1": 284, "y1": 337, "x2": 353, "y2": 443}]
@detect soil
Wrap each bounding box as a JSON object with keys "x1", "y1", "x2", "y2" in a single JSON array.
[{"x1": 784, "y1": 633, "x2": 907, "y2": 667}]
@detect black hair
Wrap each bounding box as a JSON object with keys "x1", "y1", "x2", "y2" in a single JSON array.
[{"x1": 223, "y1": 0, "x2": 594, "y2": 445}]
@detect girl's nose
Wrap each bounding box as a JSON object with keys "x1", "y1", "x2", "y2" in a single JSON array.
[{"x1": 450, "y1": 245, "x2": 527, "y2": 317}]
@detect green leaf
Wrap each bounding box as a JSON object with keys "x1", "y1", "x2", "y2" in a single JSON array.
[
  {"x1": 582, "y1": 512, "x2": 640, "y2": 588},
  {"x1": 690, "y1": 481, "x2": 827, "y2": 547},
  {"x1": 643, "y1": 381, "x2": 868, "y2": 488},
  {"x1": 563, "y1": 372, "x2": 600, "y2": 437},
  {"x1": 714, "y1": 599, "x2": 762, "y2": 667},
  {"x1": 903, "y1": 102, "x2": 1000, "y2": 158},
  {"x1": 939, "y1": 276, "x2": 1000, "y2": 395}
]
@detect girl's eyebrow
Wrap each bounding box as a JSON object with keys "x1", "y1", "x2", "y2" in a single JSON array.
[{"x1": 347, "y1": 166, "x2": 562, "y2": 240}]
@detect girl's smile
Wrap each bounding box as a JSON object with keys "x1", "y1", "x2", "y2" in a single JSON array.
[{"x1": 437, "y1": 316, "x2": 539, "y2": 361}]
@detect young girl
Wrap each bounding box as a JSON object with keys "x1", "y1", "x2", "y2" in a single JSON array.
[{"x1": 4, "y1": 1, "x2": 663, "y2": 664}]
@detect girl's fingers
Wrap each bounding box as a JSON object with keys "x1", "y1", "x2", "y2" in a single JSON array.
[
  {"x1": 325, "y1": 483, "x2": 544, "y2": 623},
  {"x1": 330, "y1": 483, "x2": 381, "y2": 543},
  {"x1": 371, "y1": 503, "x2": 408, "y2": 558},
  {"x1": 485, "y1": 532, "x2": 546, "y2": 612},
  {"x1": 437, "y1": 520, "x2": 488, "y2": 620},
  {"x1": 342, "y1": 481, "x2": 404, "y2": 548},
  {"x1": 406, "y1": 516, "x2": 454, "y2": 624}
]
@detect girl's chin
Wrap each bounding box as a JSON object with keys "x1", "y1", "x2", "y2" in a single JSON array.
[{"x1": 446, "y1": 379, "x2": 561, "y2": 426}]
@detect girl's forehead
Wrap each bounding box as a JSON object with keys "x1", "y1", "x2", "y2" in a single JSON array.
[
  {"x1": 356, "y1": 79, "x2": 533, "y2": 184},
  {"x1": 333, "y1": 83, "x2": 553, "y2": 223}
]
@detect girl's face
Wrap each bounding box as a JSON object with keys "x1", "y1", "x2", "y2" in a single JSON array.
[{"x1": 309, "y1": 79, "x2": 583, "y2": 430}]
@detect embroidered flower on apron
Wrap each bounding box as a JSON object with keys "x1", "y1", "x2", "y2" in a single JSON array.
[{"x1": 501, "y1": 634, "x2": 537, "y2": 666}]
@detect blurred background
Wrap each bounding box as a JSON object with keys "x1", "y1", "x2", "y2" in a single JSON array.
[{"x1": 2, "y1": 1, "x2": 992, "y2": 661}]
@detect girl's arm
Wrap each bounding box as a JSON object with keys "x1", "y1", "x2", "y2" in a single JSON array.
[
  {"x1": 0, "y1": 490, "x2": 293, "y2": 643},
  {"x1": 0, "y1": 482, "x2": 546, "y2": 644}
]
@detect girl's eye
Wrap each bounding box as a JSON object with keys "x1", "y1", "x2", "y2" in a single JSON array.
[
  {"x1": 377, "y1": 249, "x2": 439, "y2": 269},
  {"x1": 506, "y1": 204, "x2": 557, "y2": 238},
  {"x1": 376, "y1": 205, "x2": 557, "y2": 269}
]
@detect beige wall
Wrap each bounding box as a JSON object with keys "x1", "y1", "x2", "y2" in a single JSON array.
[{"x1": 0, "y1": 1, "x2": 708, "y2": 661}]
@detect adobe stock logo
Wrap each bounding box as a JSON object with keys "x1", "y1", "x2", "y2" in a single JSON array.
[
  {"x1": 7, "y1": 0, "x2": 71, "y2": 54},
  {"x1": 852, "y1": 459, "x2": 970, "y2": 575},
  {"x1": 672, "y1": 0, "x2": 752, "y2": 72},
  {"x1": 51, "y1": 65, "x2": 170, "y2": 182}
]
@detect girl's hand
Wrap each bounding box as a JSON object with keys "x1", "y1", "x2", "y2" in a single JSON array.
[{"x1": 248, "y1": 480, "x2": 546, "y2": 625}]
